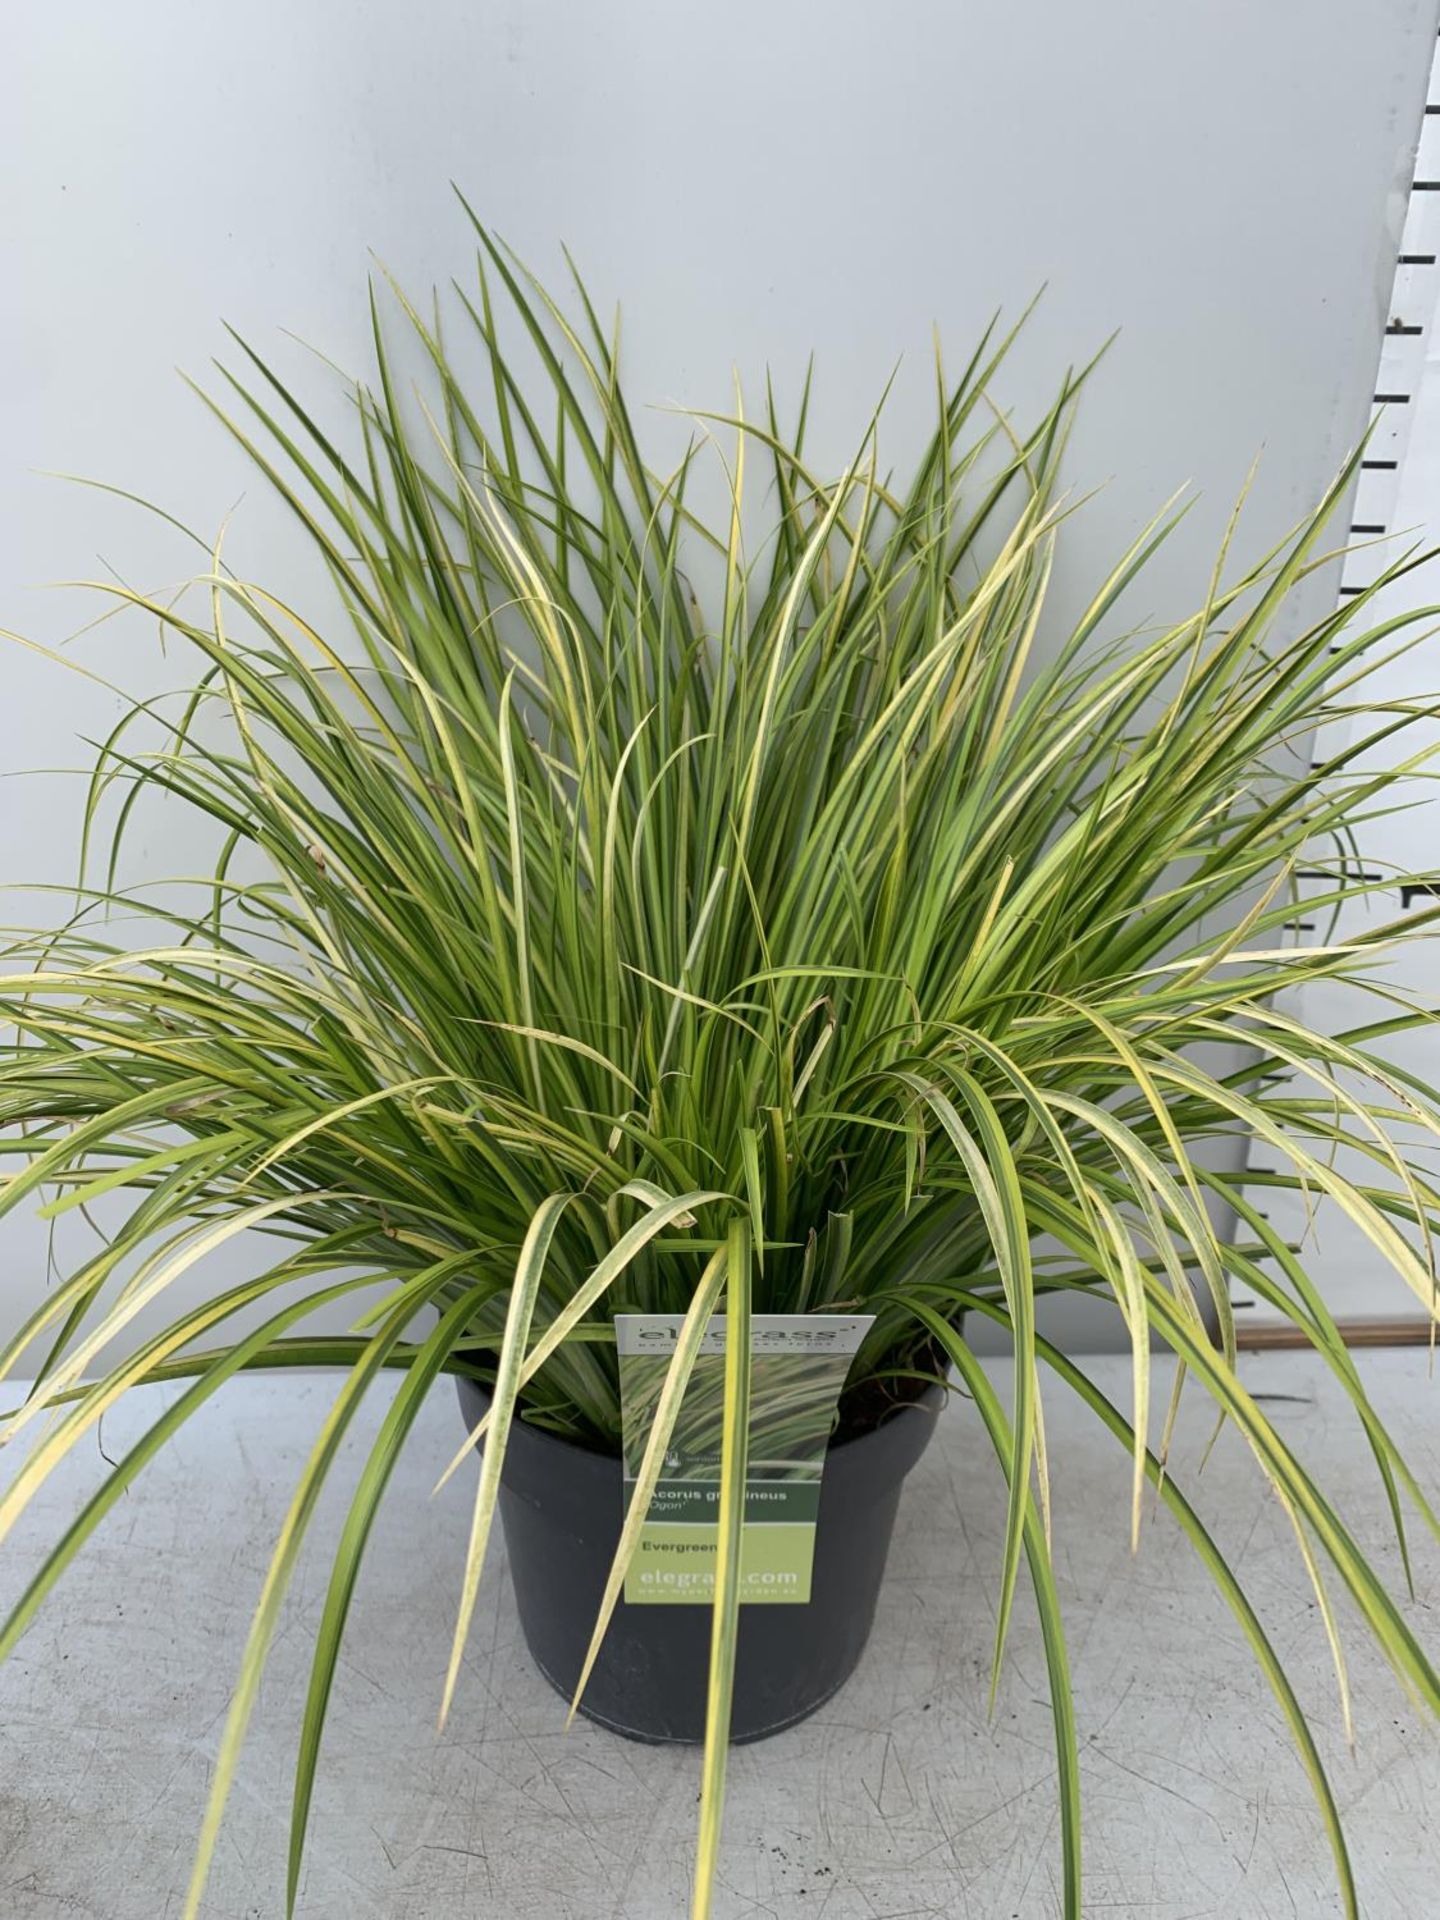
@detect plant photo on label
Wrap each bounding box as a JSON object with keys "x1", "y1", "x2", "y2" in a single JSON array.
[{"x1": 2, "y1": 197, "x2": 1440, "y2": 1918}]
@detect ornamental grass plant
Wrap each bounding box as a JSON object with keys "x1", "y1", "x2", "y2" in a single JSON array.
[{"x1": 3, "y1": 204, "x2": 1440, "y2": 1917}]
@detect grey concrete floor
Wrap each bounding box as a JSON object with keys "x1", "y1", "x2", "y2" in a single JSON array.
[{"x1": 0, "y1": 1351, "x2": 1436, "y2": 1918}]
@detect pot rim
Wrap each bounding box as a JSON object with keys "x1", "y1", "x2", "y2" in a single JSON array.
[{"x1": 456, "y1": 1369, "x2": 950, "y2": 1470}]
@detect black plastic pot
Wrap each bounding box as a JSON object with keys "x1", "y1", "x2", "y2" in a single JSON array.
[{"x1": 455, "y1": 1374, "x2": 945, "y2": 1743}]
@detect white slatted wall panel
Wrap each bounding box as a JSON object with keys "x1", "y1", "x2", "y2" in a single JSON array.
[{"x1": 1232, "y1": 45, "x2": 1440, "y2": 1331}]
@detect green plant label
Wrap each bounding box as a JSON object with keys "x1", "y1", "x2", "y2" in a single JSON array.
[{"x1": 615, "y1": 1312, "x2": 875, "y2": 1605}]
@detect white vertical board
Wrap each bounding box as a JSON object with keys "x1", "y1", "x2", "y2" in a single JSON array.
[{"x1": 1233, "y1": 52, "x2": 1440, "y2": 1328}]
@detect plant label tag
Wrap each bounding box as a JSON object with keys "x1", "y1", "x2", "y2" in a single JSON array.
[{"x1": 615, "y1": 1312, "x2": 875, "y2": 1605}]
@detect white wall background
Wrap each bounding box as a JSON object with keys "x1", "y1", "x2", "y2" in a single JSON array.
[{"x1": 2, "y1": 0, "x2": 1438, "y2": 1361}]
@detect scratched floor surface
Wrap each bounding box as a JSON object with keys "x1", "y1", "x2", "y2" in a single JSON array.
[{"x1": 0, "y1": 1352, "x2": 1435, "y2": 1918}]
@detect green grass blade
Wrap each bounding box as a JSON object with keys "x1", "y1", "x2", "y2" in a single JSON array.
[
  {"x1": 286, "y1": 1277, "x2": 498, "y2": 1913},
  {"x1": 439, "y1": 1191, "x2": 575, "y2": 1723},
  {"x1": 567, "y1": 1243, "x2": 728, "y2": 1723},
  {"x1": 691, "y1": 1218, "x2": 752, "y2": 1920},
  {"x1": 903, "y1": 1301, "x2": 1081, "y2": 1917}
]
